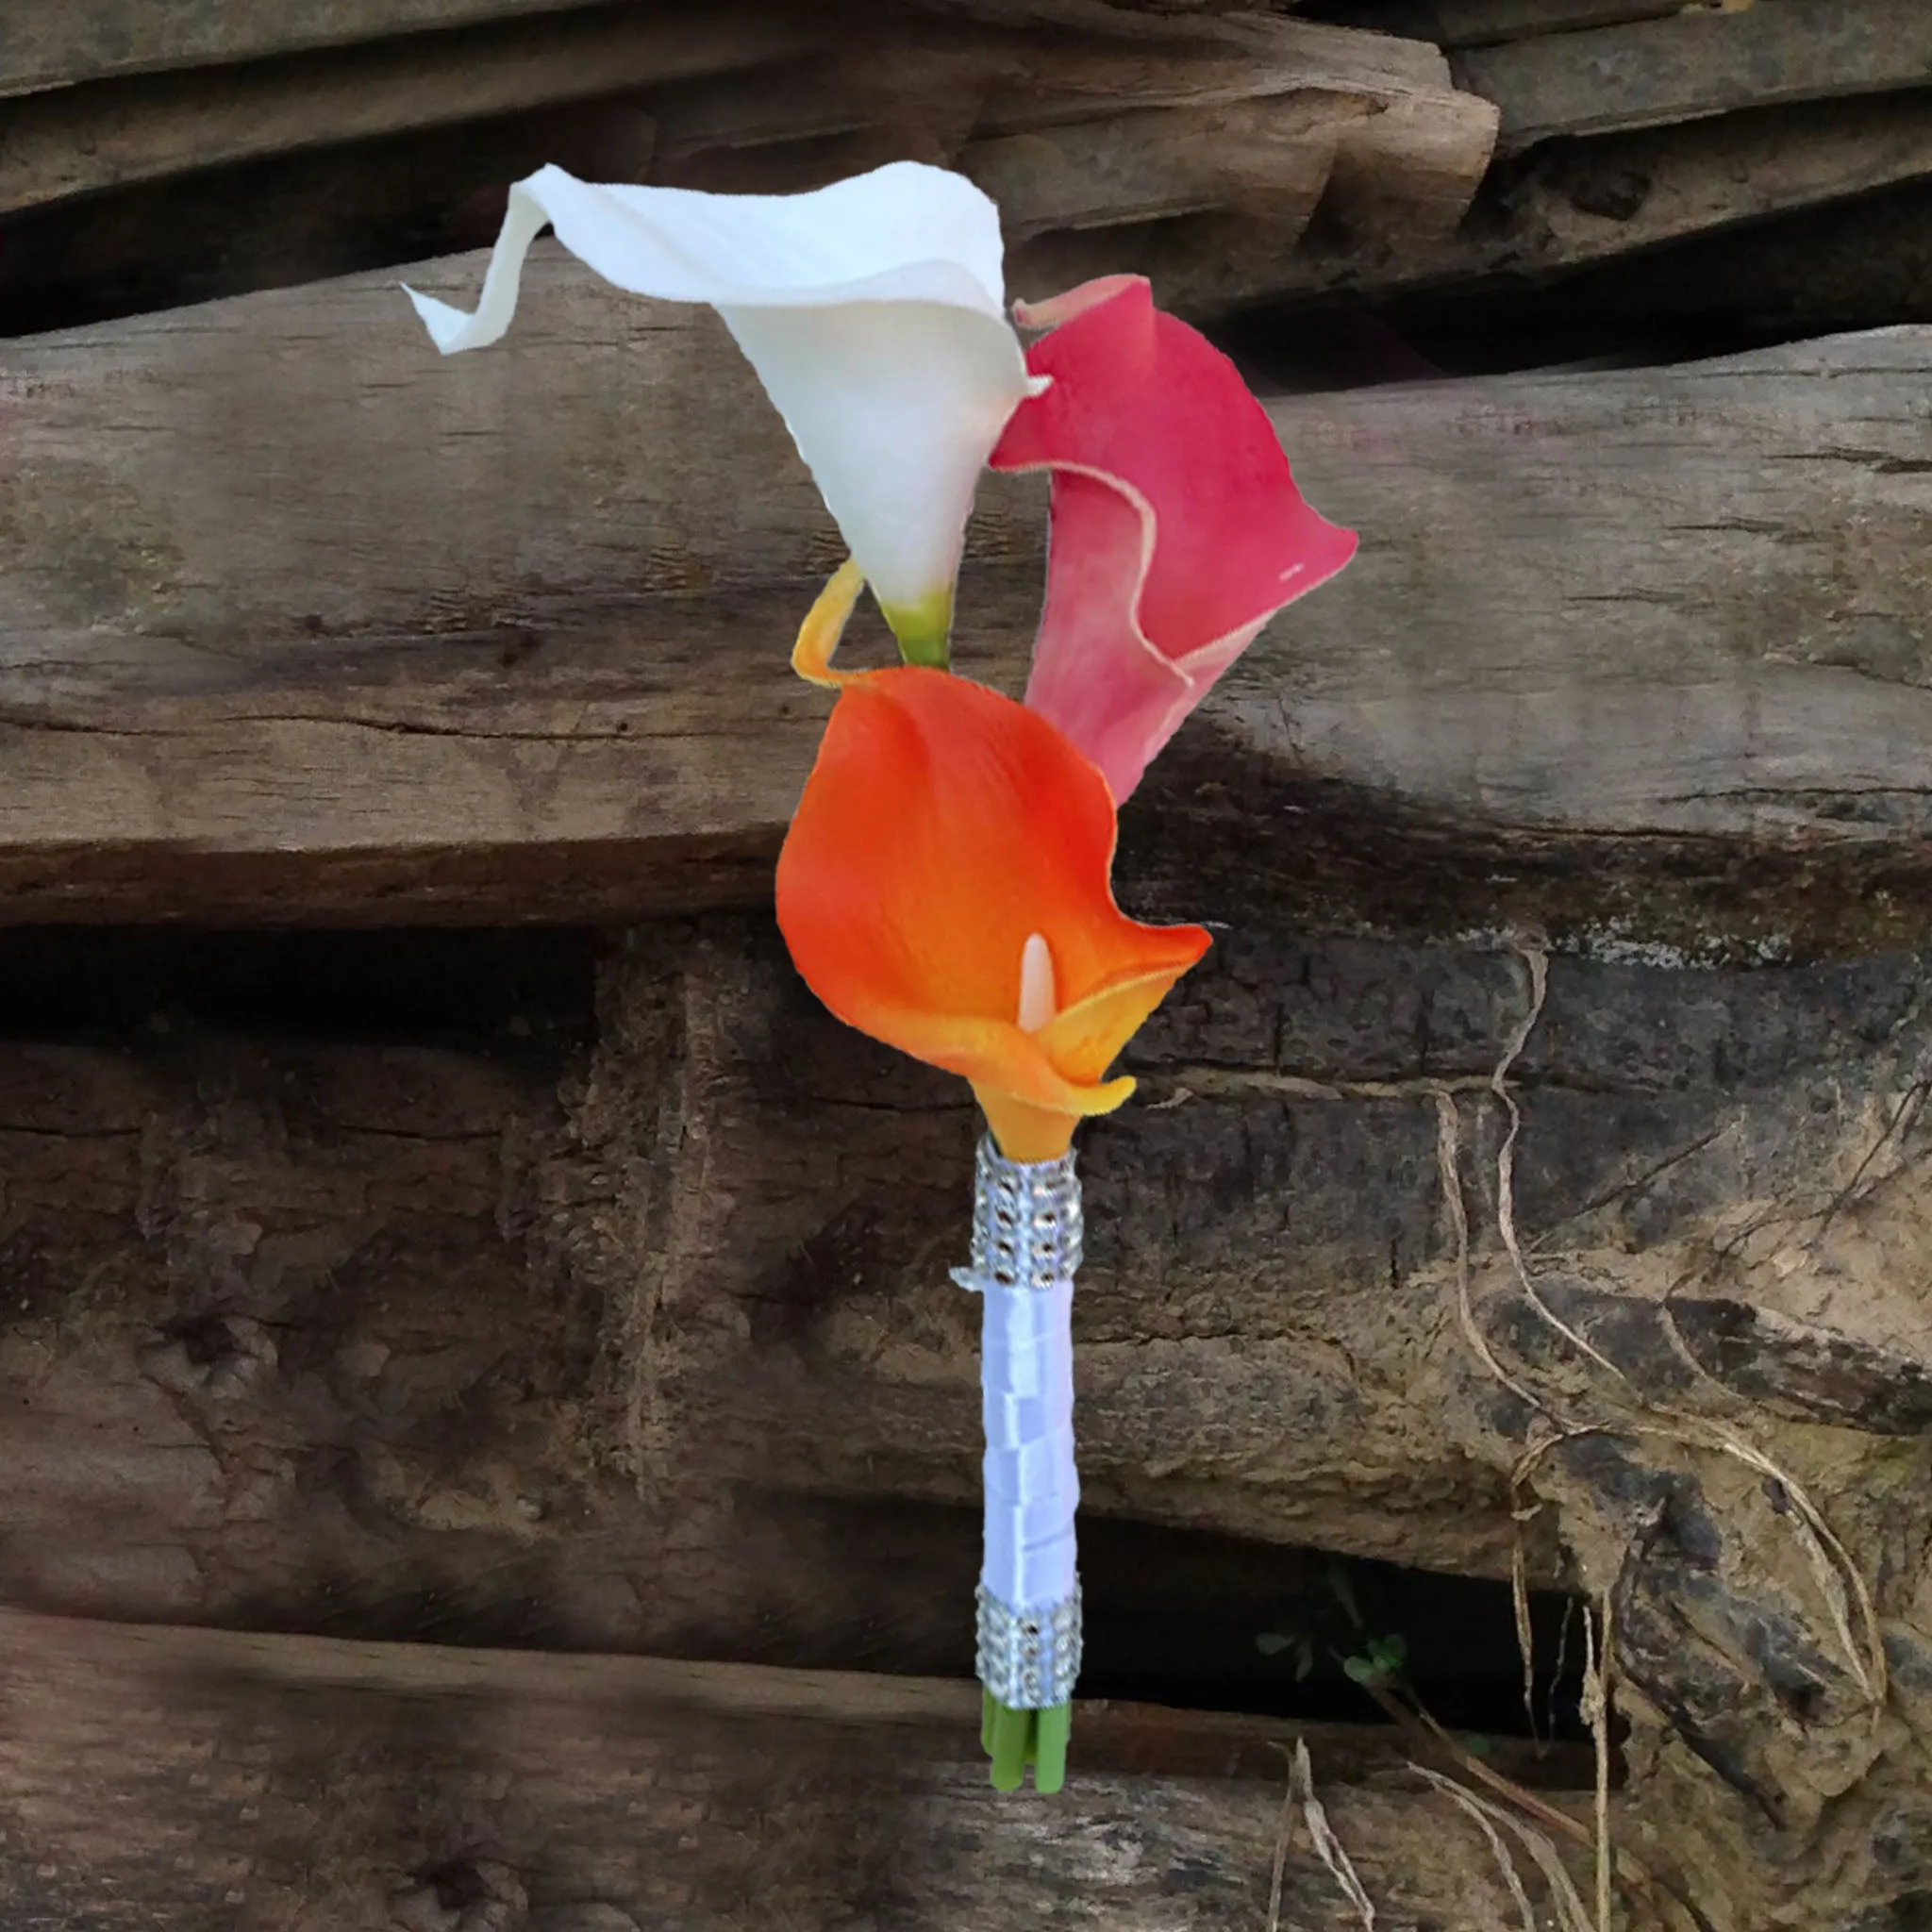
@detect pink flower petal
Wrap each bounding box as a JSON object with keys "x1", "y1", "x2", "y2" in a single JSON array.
[{"x1": 991, "y1": 275, "x2": 1357, "y2": 801}]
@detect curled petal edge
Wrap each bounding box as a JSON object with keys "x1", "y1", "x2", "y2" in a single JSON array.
[{"x1": 791, "y1": 558, "x2": 868, "y2": 688}]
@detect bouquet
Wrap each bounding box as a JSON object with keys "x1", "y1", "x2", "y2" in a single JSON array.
[{"x1": 409, "y1": 160, "x2": 1354, "y2": 1791}]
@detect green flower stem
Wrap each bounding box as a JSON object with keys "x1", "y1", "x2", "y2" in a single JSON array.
[
  {"x1": 1032, "y1": 1701, "x2": 1072, "y2": 1794},
  {"x1": 880, "y1": 588, "x2": 955, "y2": 670},
  {"x1": 982, "y1": 1694, "x2": 1072, "y2": 1794}
]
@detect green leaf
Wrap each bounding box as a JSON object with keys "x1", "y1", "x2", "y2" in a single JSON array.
[{"x1": 1371, "y1": 1633, "x2": 1408, "y2": 1674}]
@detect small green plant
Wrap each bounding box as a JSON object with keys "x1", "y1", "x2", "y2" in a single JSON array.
[{"x1": 1341, "y1": 1630, "x2": 1408, "y2": 1690}]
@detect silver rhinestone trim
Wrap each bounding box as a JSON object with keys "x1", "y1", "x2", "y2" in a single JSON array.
[
  {"x1": 976, "y1": 1582, "x2": 1083, "y2": 1708},
  {"x1": 953, "y1": 1134, "x2": 1081, "y2": 1292}
]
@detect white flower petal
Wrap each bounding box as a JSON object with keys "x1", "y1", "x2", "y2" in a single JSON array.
[{"x1": 404, "y1": 161, "x2": 1031, "y2": 653}]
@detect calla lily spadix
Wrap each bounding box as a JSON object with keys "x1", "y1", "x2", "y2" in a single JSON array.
[
  {"x1": 405, "y1": 161, "x2": 1039, "y2": 666},
  {"x1": 776, "y1": 562, "x2": 1209, "y2": 1163},
  {"x1": 991, "y1": 275, "x2": 1359, "y2": 803}
]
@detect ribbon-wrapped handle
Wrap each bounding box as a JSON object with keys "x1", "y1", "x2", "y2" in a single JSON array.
[{"x1": 952, "y1": 1134, "x2": 1083, "y2": 1791}]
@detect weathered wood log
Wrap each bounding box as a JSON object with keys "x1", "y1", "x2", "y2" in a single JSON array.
[
  {"x1": 0, "y1": 931, "x2": 1544, "y2": 1640},
  {"x1": 10, "y1": 44, "x2": 1920, "y2": 327},
  {"x1": 1187, "y1": 90, "x2": 1932, "y2": 314},
  {"x1": 0, "y1": 0, "x2": 626, "y2": 99},
  {"x1": 1457, "y1": 0, "x2": 1932, "y2": 153},
  {"x1": 0, "y1": 8, "x2": 806, "y2": 218},
  {"x1": 0, "y1": 1610, "x2": 1582, "y2": 1930},
  {"x1": 0, "y1": 1, "x2": 1493, "y2": 252},
  {"x1": 1467, "y1": 90, "x2": 1932, "y2": 276},
  {"x1": 0, "y1": 0, "x2": 1274, "y2": 102},
  {"x1": 1329, "y1": 1, "x2": 1703, "y2": 46},
  {"x1": 647, "y1": 15, "x2": 1496, "y2": 281},
  {"x1": 2, "y1": 248, "x2": 1930, "y2": 939},
  {"x1": 961, "y1": 97, "x2": 1358, "y2": 242},
  {"x1": 2, "y1": 911, "x2": 1929, "y2": 1926},
  {"x1": 4, "y1": 220, "x2": 1932, "y2": 1932},
  {"x1": 1451, "y1": 169, "x2": 1932, "y2": 345}
]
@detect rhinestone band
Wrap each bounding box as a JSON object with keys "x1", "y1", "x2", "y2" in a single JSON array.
[
  {"x1": 958, "y1": 1135, "x2": 1082, "y2": 1292},
  {"x1": 976, "y1": 1582, "x2": 1083, "y2": 1708}
]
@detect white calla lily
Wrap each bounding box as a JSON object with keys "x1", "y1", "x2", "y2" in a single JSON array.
[{"x1": 405, "y1": 160, "x2": 1036, "y2": 664}]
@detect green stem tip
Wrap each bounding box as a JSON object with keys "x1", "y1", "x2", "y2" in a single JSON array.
[
  {"x1": 881, "y1": 587, "x2": 955, "y2": 672},
  {"x1": 981, "y1": 1692, "x2": 1072, "y2": 1795}
]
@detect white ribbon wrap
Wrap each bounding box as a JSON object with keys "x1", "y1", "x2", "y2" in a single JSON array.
[
  {"x1": 979, "y1": 1277, "x2": 1078, "y2": 1612},
  {"x1": 953, "y1": 1134, "x2": 1083, "y2": 1707}
]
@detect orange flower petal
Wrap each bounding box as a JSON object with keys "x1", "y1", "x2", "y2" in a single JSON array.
[
  {"x1": 976, "y1": 1076, "x2": 1136, "y2": 1165},
  {"x1": 775, "y1": 657, "x2": 1208, "y2": 1158}
]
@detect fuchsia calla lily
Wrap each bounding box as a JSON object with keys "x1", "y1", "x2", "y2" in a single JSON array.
[{"x1": 993, "y1": 275, "x2": 1358, "y2": 803}]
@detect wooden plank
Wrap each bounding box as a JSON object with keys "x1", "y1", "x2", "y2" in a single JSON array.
[
  {"x1": 982, "y1": 27, "x2": 1499, "y2": 248},
  {"x1": 1573, "y1": 169, "x2": 1932, "y2": 337},
  {"x1": 654, "y1": 20, "x2": 1460, "y2": 159},
  {"x1": 1324, "y1": 1, "x2": 1687, "y2": 45},
  {"x1": 1, "y1": 249, "x2": 1930, "y2": 932},
  {"x1": 997, "y1": 76, "x2": 1498, "y2": 305},
  {"x1": 0, "y1": 0, "x2": 728, "y2": 100},
  {"x1": 0, "y1": 1607, "x2": 1544, "y2": 1785},
  {"x1": 0, "y1": 7, "x2": 808, "y2": 217},
  {"x1": 959, "y1": 96, "x2": 1360, "y2": 241},
  {"x1": 648, "y1": 19, "x2": 1493, "y2": 259},
  {"x1": 1477, "y1": 88, "x2": 1932, "y2": 273},
  {"x1": 0, "y1": 1610, "x2": 1573, "y2": 1930},
  {"x1": 1255, "y1": 91, "x2": 1932, "y2": 312},
  {"x1": 1436, "y1": 0, "x2": 1687, "y2": 42},
  {"x1": 0, "y1": 0, "x2": 1291, "y2": 101},
  {"x1": 977, "y1": 16, "x2": 1458, "y2": 125},
  {"x1": 1457, "y1": 0, "x2": 1932, "y2": 152}
]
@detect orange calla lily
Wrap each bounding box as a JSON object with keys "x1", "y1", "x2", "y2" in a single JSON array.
[{"x1": 776, "y1": 562, "x2": 1209, "y2": 1161}]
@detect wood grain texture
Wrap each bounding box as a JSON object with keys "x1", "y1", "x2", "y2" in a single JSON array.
[
  {"x1": 0, "y1": 8, "x2": 805, "y2": 217},
  {"x1": 0, "y1": 247, "x2": 1929, "y2": 931},
  {"x1": 0, "y1": 928, "x2": 1545, "y2": 1637},
  {"x1": 959, "y1": 95, "x2": 1357, "y2": 241},
  {"x1": 1327, "y1": 1, "x2": 1690, "y2": 46},
  {"x1": 0, "y1": 1610, "x2": 1569, "y2": 1932},
  {"x1": 1203, "y1": 92, "x2": 1932, "y2": 319},
  {"x1": 1457, "y1": 0, "x2": 1932, "y2": 152},
  {"x1": 0, "y1": 0, "x2": 1276, "y2": 99},
  {"x1": 2, "y1": 910, "x2": 1931, "y2": 1926},
  {"x1": 1465, "y1": 90, "x2": 1932, "y2": 277},
  {"x1": 1441, "y1": 0, "x2": 1686, "y2": 41},
  {"x1": 648, "y1": 16, "x2": 1495, "y2": 277},
  {"x1": 0, "y1": 0, "x2": 622, "y2": 100}
]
